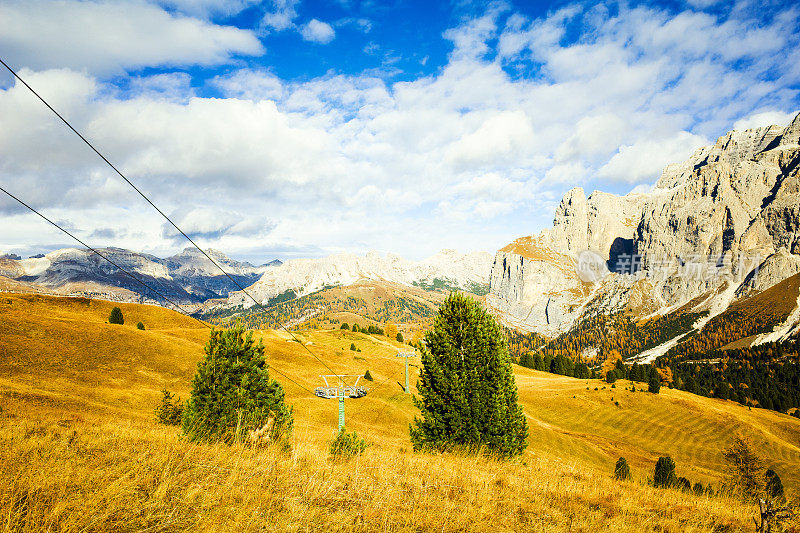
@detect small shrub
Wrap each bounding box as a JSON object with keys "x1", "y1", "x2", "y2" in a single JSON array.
[
  {"x1": 340, "y1": 323, "x2": 349, "y2": 330},
  {"x1": 676, "y1": 476, "x2": 692, "y2": 492},
  {"x1": 350, "y1": 343, "x2": 357, "y2": 351},
  {"x1": 653, "y1": 456, "x2": 677, "y2": 488},
  {"x1": 108, "y1": 306, "x2": 124, "y2": 325},
  {"x1": 363, "y1": 369, "x2": 373, "y2": 381},
  {"x1": 396, "y1": 332, "x2": 404, "y2": 343},
  {"x1": 136, "y1": 321, "x2": 145, "y2": 330},
  {"x1": 614, "y1": 457, "x2": 631, "y2": 480},
  {"x1": 693, "y1": 482, "x2": 705, "y2": 495},
  {"x1": 155, "y1": 389, "x2": 183, "y2": 425},
  {"x1": 329, "y1": 428, "x2": 368, "y2": 458}
]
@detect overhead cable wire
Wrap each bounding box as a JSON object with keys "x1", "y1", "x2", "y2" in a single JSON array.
[
  {"x1": 0, "y1": 57, "x2": 342, "y2": 382},
  {"x1": 0, "y1": 185, "x2": 316, "y2": 397}
]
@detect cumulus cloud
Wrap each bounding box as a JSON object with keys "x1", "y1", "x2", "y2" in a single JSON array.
[
  {"x1": 163, "y1": 207, "x2": 276, "y2": 241},
  {"x1": 1, "y1": 1, "x2": 799, "y2": 260},
  {"x1": 0, "y1": 0, "x2": 264, "y2": 75},
  {"x1": 733, "y1": 110, "x2": 799, "y2": 131},
  {"x1": 153, "y1": 0, "x2": 261, "y2": 18},
  {"x1": 598, "y1": 132, "x2": 709, "y2": 183},
  {"x1": 301, "y1": 19, "x2": 336, "y2": 44}
]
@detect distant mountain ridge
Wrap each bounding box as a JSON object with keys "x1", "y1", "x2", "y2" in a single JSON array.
[
  {"x1": 0, "y1": 247, "x2": 493, "y2": 310},
  {"x1": 489, "y1": 112, "x2": 800, "y2": 360},
  {"x1": 218, "y1": 249, "x2": 493, "y2": 311},
  {"x1": 0, "y1": 247, "x2": 279, "y2": 304}
]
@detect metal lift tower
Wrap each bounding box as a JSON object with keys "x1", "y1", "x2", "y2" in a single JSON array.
[{"x1": 395, "y1": 351, "x2": 416, "y2": 393}]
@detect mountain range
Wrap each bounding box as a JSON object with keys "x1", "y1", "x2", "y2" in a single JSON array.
[
  {"x1": 0, "y1": 247, "x2": 280, "y2": 304},
  {"x1": 2, "y1": 114, "x2": 799, "y2": 366},
  {"x1": 488, "y1": 111, "x2": 800, "y2": 359},
  {"x1": 0, "y1": 247, "x2": 492, "y2": 311}
]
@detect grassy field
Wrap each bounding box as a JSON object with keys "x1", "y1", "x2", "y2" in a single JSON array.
[{"x1": 1, "y1": 292, "x2": 799, "y2": 531}]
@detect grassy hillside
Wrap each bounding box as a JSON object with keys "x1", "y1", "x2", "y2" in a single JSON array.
[
  {"x1": 2, "y1": 292, "x2": 800, "y2": 531},
  {"x1": 203, "y1": 280, "x2": 445, "y2": 339}
]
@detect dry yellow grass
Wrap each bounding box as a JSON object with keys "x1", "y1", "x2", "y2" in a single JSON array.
[
  {"x1": 0, "y1": 418, "x2": 774, "y2": 532},
  {"x1": 2, "y1": 292, "x2": 800, "y2": 531}
]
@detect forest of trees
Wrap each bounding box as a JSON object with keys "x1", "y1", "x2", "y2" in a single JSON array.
[
  {"x1": 508, "y1": 310, "x2": 800, "y2": 417},
  {"x1": 504, "y1": 310, "x2": 707, "y2": 365},
  {"x1": 658, "y1": 336, "x2": 800, "y2": 415}
]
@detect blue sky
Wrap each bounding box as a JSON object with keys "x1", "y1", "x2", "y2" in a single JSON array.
[{"x1": 1, "y1": 0, "x2": 799, "y2": 263}]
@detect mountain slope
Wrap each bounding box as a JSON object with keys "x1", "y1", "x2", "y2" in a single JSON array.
[
  {"x1": 219, "y1": 249, "x2": 492, "y2": 311},
  {"x1": 2, "y1": 292, "x2": 799, "y2": 486},
  {"x1": 489, "y1": 112, "x2": 800, "y2": 358},
  {"x1": 0, "y1": 247, "x2": 277, "y2": 304}
]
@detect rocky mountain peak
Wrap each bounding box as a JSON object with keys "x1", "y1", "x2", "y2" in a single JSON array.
[{"x1": 489, "y1": 112, "x2": 800, "y2": 338}]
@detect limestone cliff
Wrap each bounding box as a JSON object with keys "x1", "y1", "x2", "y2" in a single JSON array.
[{"x1": 489, "y1": 112, "x2": 800, "y2": 340}]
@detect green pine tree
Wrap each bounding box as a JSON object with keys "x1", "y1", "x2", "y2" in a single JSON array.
[
  {"x1": 181, "y1": 323, "x2": 293, "y2": 444},
  {"x1": 765, "y1": 469, "x2": 784, "y2": 502},
  {"x1": 614, "y1": 457, "x2": 631, "y2": 480},
  {"x1": 108, "y1": 306, "x2": 124, "y2": 325},
  {"x1": 648, "y1": 372, "x2": 661, "y2": 394},
  {"x1": 409, "y1": 293, "x2": 528, "y2": 457},
  {"x1": 653, "y1": 456, "x2": 677, "y2": 488}
]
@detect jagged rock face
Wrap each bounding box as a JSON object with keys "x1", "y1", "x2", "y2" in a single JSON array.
[
  {"x1": 223, "y1": 249, "x2": 493, "y2": 309},
  {"x1": 487, "y1": 239, "x2": 586, "y2": 334},
  {"x1": 489, "y1": 112, "x2": 800, "y2": 335},
  {"x1": 163, "y1": 248, "x2": 275, "y2": 299}
]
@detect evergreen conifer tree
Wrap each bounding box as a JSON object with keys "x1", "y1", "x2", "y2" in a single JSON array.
[
  {"x1": 653, "y1": 456, "x2": 677, "y2": 488},
  {"x1": 108, "y1": 306, "x2": 124, "y2": 325},
  {"x1": 614, "y1": 457, "x2": 631, "y2": 480},
  {"x1": 765, "y1": 469, "x2": 784, "y2": 502},
  {"x1": 181, "y1": 323, "x2": 293, "y2": 444},
  {"x1": 409, "y1": 293, "x2": 528, "y2": 457},
  {"x1": 648, "y1": 372, "x2": 661, "y2": 394}
]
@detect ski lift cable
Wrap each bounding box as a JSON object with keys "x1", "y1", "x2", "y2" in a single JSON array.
[
  {"x1": 0, "y1": 186, "x2": 316, "y2": 397},
  {"x1": 0, "y1": 57, "x2": 340, "y2": 381}
]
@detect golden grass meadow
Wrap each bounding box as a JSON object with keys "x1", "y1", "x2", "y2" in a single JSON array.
[{"x1": 1, "y1": 292, "x2": 799, "y2": 532}]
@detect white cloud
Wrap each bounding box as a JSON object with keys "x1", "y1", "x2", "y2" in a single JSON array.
[
  {"x1": 301, "y1": 19, "x2": 336, "y2": 44},
  {"x1": 261, "y1": 0, "x2": 300, "y2": 31},
  {"x1": 211, "y1": 69, "x2": 285, "y2": 100},
  {"x1": 733, "y1": 110, "x2": 798, "y2": 131},
  {"x1": 164, "y1": 207, "x2": 275, "y2": 240},
  {"x1": 598, "y1": 131, "x2": 709, "y2": 183},
  {"x1": 0, "y1": 0, "x2": 264, "y2": 75},
  {"x1": 1, "y1": 1, "x2": 799, "y2": 261},
  {"x1": 153, "y1": 0, "x2": 261, "y2": 18},
  {"x1": 554, "y1": 113, "x2": 628, "y2": 162}
]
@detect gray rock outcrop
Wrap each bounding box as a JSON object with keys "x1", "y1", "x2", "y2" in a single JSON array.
[{"x1": 489, "y1": 112, "x2": 800, "y2": 336}]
